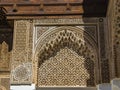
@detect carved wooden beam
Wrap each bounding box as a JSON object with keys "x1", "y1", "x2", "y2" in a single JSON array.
[
  {"x1": 0, "y1": 0, "x2": 83, "y2": 19},
  {"x1": 0, "y1": 0, "x2": 84, "y2": 4},
  {"x1": 0, "y1": 0, "x2": 108, "y2": 19}
]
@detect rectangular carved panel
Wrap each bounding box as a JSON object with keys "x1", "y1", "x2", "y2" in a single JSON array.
[{"x1": 11, "y1": 20, "x2": 33, "y2": 84}]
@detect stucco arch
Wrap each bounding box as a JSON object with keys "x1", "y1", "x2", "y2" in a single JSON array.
[{"x1": 33, "y1": 26, "x2": 99, "y2": 86}]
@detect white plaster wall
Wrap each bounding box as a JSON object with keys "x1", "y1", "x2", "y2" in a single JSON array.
[{"x1": 10, "y1": 84, "x2": 35, "y2": 90}]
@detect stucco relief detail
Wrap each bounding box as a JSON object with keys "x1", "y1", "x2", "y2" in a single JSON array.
[
  {"x1": 33, "y1": 19, "x2": 84, "y2": 25},
  {"x1": 12, "y1": 63, "x2": 32, "y2": 83},
  {"x1": 38, "y1": 47, "x2": 94, "y2": 86},
  {"x1": 11, "y1": 20, "x2": 33, "y2": 84},
  {"x1": 10, "y1": 19, "x2": 98, "y2": 85},
  {"x1": 33, "y1": 22, "x2": 98, "y2": 86},
  {"x1": 0, "y1": 41, "x2": 11, "y2": 71},
  {"x1": 112, "y1": 0, "x2": 120, "y2": 77}
]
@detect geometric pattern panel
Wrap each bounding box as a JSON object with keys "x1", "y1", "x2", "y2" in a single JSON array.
[
  {"x1": 11, "y1": 20, "x2": 32, "y2": 84},
  {"x1": 38, "y1": 47, "x2": 95, "y2": 86}
]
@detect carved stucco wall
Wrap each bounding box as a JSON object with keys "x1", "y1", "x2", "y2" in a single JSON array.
[
  {"x1": 11, "y1": 20, "x2": 33, "y2": 84},
  {"x1": 32, "y1": 18, "x2": 108, "y2": 86},
  {"x1": 113, "y1": 0, "x2": 120, "y2": 78},
  {"x1": 37, "y1": 28, "x2": 96, "y2": 86},
  {"x1": 11, "y1": 18, "x2": 110, "y2": 85},
  {"x1": 107, "y1": 0, "x2": 120, "y2": 78}
]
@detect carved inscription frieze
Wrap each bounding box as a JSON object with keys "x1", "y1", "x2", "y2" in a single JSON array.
[{"x1": 33, "y1": 19, "x2": 84, "y2": 25}]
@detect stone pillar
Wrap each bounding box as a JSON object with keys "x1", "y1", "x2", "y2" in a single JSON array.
[
  {"x1": 97, "y1": 83, "x2": 111, "y2": 90},
  {"x1": 111, "y1": 78, "x2": 120, "y2": 90}
]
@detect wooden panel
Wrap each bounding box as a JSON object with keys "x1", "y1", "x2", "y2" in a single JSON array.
[
  {"x1": 0, "y1": 0, "x2": 83, "y2": 4},
  {"x1": 0, "y1": 0, "x2": 109, "y2": 18}
]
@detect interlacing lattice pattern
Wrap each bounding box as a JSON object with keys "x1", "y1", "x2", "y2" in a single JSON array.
[{"x1": 38, "y1": 30, "x2": 95, "y2": 86}]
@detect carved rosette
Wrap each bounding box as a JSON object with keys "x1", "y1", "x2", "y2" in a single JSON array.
[{"x1": 12, "y1": 63, "x2": 32, "y2": 83}]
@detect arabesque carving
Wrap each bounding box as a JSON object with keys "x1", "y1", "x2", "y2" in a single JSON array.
[
  {"x1": 38, "y1": 30, "x2": 95, "y2": 67},
  {"x1": 12, "y1": 63, "x2": 32, "y2": 83},
  {"x1": 38, "y1": 47, "x2": 95, "y2": 86},
  {"x1": 34, "y1": 26, "x2": 98, "y2": 87}
]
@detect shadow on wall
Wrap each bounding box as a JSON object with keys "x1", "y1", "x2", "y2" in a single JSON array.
[
  {"x1": 83, "y1": 0, "x2": 109, "y2": 17},
  {"x1": 0, "y1": 7, "x2": 13, "y2": 51},
  {"x1": 82, "y1": 0, "x2": 110, "y2": 84}
]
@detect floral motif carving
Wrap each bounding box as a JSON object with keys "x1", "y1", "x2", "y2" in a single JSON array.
[{"x1": 12, "y1": 63, "x2": 32, "y2": 83}]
